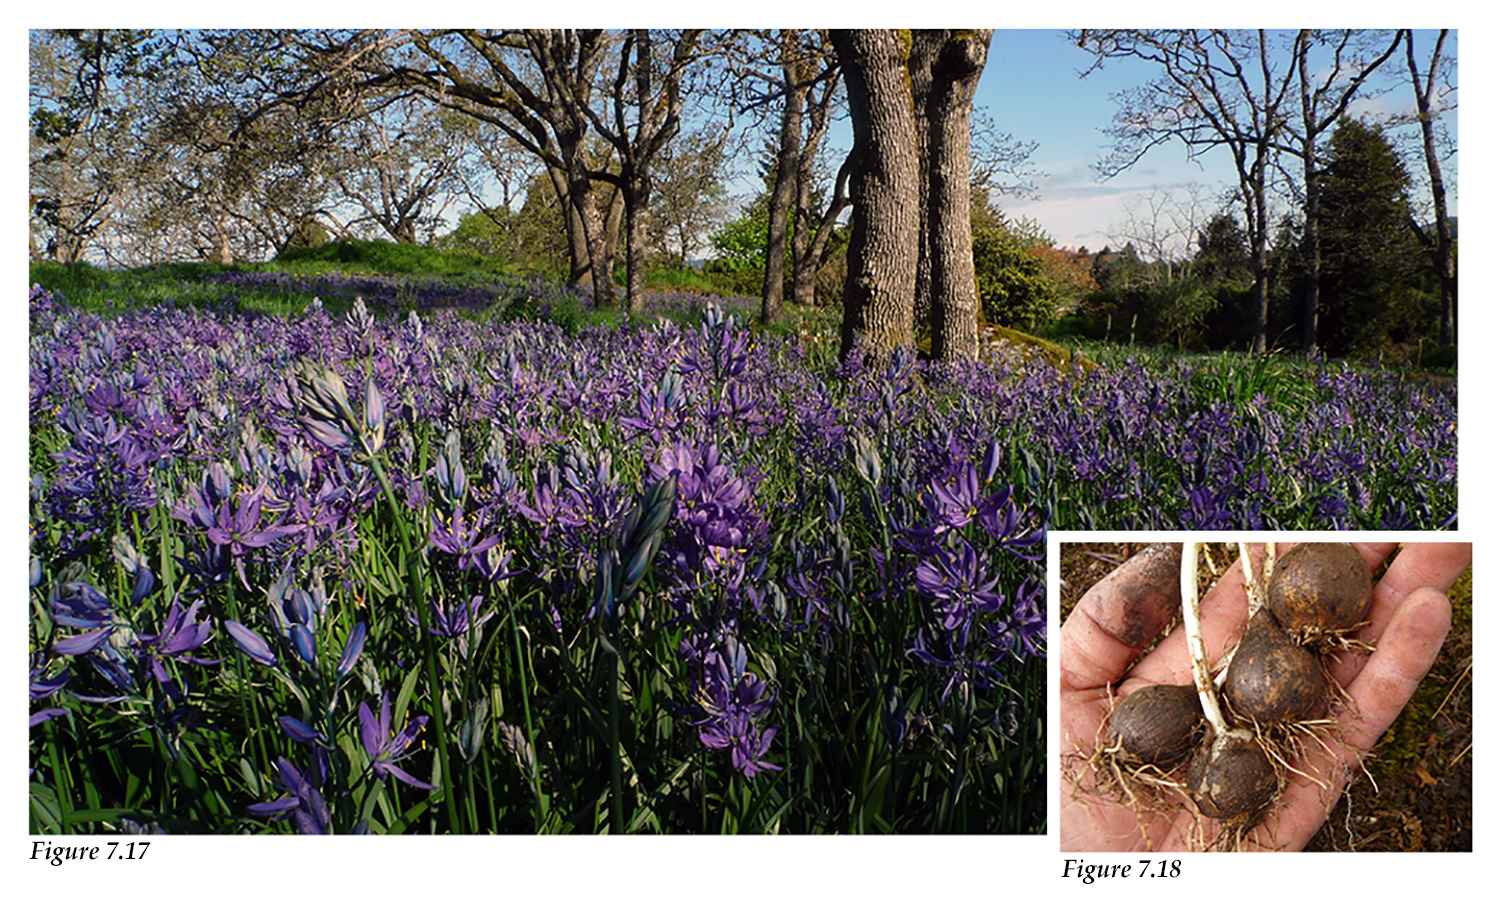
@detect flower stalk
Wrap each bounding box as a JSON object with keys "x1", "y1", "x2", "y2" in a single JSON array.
[{"x1": 1181, "y1": 541, "x2": 1250, "y2": 743}]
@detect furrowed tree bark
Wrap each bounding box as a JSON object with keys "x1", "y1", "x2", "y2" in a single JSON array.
[
  {"x1": 831, "y1": 29, "x2": 919, "y2": 365},
  {"x1": 567, "y1": 156, "x2": 614, "y2": 308},
  {"x1": 621, "y1": 179, "x2": 649, "y2": 315},
  {"x1": 602, "y1": 183, "x2": 624, "y2": 274},
  {"x1": 547, "y1": 165, "x2": 592, "y2": 287},
  {"x1": 922, "y1": 30, "x2": 990, "y2": 365},
  {"x1": 909, "y1": 33, "x2": 939, "y2": 339},
  {"x1": 760, "y1": 31, "x2": 806, "y2": 326}
]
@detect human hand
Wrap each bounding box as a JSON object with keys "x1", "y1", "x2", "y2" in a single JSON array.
[{"x1": 1060, "y1": 541, "x2": 1471, "y2": 851}]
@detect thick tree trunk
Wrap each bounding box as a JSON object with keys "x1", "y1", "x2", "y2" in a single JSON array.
[
  {"x1": 602, "y1": 183, "x2": 624, "y2": 280},
  {"x1": 831, "y1": 29, "x2": 919, "y2": 364},
  {"x1": 557, "y1": 127, "x2": 614, "y2": 308},
  {"x1": 761, "y1": 41, "x2": 805, "y2": 326},
  {"x1": 570, "y1": 173, "x2": 614, "y2": 308},
  {"x1": 790, "y1": 161, "x2": 815, "y2": 305},
  {"x1": 909, "y1": 33, "x2": 939, "y2": 338},
  {"x1": 548, "y1": 165, "x2": 593, "y2": 287},
  {"x1": 921, "y1": 30, "x2": 990, "y2": 366},
  {"x1": 622, "y1": 180, "x2": 649, "y2": 315},
  {"x1": 213, "y1": 211, "x2": 235, "y2": 265}
]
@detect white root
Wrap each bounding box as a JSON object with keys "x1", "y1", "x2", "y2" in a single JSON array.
[{"x1": 1182, "y1": 541, "x2": 1252, "y2": 743}]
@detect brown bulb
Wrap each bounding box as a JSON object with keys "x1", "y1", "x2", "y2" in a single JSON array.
[
  {"x1": 1107, "y1": 683, "x2": 1204, "y2": 769},
  {"x1": 1187, "y1": 733, "x2": 1279, "y2": 823},
  {"x1": 1224, "y1": 610, "x2": 1326, "y2": 724},
  {"x1": 1267, "y1": 542, "x2": 1372, "y2": 645}
]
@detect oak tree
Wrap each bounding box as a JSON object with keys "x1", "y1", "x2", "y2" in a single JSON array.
[{"x1": 831, "y1": 28, "x2": 993, "y2": 366}]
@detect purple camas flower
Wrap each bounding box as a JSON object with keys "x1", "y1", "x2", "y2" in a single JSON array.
[
  {"x1": 620, "y1": 369, "x2": 690, "y2": 444},
  {"x1": 111, "y1": 534, "x2": 156, "y2": 606},
  {"x1": 908, "y1": 618, "x2": 984, "y2": 706},
  {"x1": 922, "y1": 461, "x2": 999, "y2": 532},
  {"x1": 782, "y1": 530, "x2": 853, "y2": 637},
  {"x1": 266, "y1": 571, "x2": 330, "y2": 667},
  {"x1": 1003, "y1": 578, "x2": 1046, "y2": 658},
  {"x1": 977, "y1": 487, "x2": 1047, "y2": 560},
  {"x1": 688, "y1": 637, "x2": 780, "y2": 779},
  {"x1": 248, "y1": 756, "x2": 330, "y2": 834},
  {"x1": 336, "y1": 621, "x2": 367, "y2": 679},
  {"x1": 648, "y1": 441, "x2": 767, "y2": 602},
  {"x1": 515, "y1": 465, "x2": 584, "y2": 547},
  {"x1": 204, "y1": 484, "x2": 296, "y2": 555},
  {"x1": 136, "y1": 596, "x2": 214, "y2": 660},
  {"x1": 53, "y1": 627, "x2": 114, "y2": 657},
  {"x1": 914, "y1": 539, "x2": 1004, "y2": 630},
  {"x1": 409, "y1": 594, "x2": 491, "y2": 638},
  {"x1": 133, "y1": 595, "x2": 218, "y2": 701},
  {"x1": 285, "y1": 480, "x2": 356, "y2": 558},
  {"x1": 45, "y1": 406, "x2": 163, "y2": 551},
  {"x1": 359, "y1": 692, "x2": 434, "y2": 790},
  {"x1": 29, "y1": 657, "x2": 71, "y2": 727},
  {"x1": 699, "y1": 712, "x2": 780, "y2": 780},
  {"x1": 360, "y1": 377, "x2": 387, "y2": 457},
  {"x1": 50, "y1": 581, "x2": 115, "y2": 656},
  {"x1": 188, "y1": 479, "x2": 303, "y2": 587},
  {"x1": 225, "y1": 620, "x2": 277, "y2": 666},
  {"x1": 429, "y1": 507, "x2": 505, "y2": 573},
  {"x1": 677, "y1": 302, "x2": 752, "y2": 384},
  {"x1": 52, "y1": 581, "x2": 111, "y2": 629},
  {"x1": 293, "y1": 362, "x2": 359, "y2": 454},
  {"x1": 277, "y1": 715, "x2": 326, "y2": 746}
]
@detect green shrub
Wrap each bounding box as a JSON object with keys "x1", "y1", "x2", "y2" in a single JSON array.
[
  {"x1": 702, "y1": 260, "x2": 764, "y2": 297},
  {"x1": 1419, "y1": 343, "x2": 1457, "y2": 372},
  {"x1": 1148, "y1": 276, "x2": 1220, "y2": 350},
  {"x1": 438, "y1": 210, "x2": 514, "y2": 264},
  {"x1": 550, "y1": 295, "x2": 618, "y2": 336},
  {"x1": 972, "y1": 222, "x2": 1058, "y2": 333}
]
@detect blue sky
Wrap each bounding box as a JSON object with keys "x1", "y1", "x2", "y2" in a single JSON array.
[
  {"x1": 712, "y1": 27, "x2": 1457, "y2": 258},
  {"x1": 974, "y1": 29, "x2": 1458, "y2": 254}
]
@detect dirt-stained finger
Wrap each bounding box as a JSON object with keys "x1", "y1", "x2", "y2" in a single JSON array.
[{"x1": 1062, "y1": 543, "x2": 1183, "y2": 691}]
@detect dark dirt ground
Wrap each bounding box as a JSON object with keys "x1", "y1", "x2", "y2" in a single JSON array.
[{"x1": 1058, "y1": 541, "x2": 1472, "y2": 852}]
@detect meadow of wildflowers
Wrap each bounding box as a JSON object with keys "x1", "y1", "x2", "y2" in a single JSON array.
[{"x1": 27, "y1": 273, "x2": 1455, "y2": 834}]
